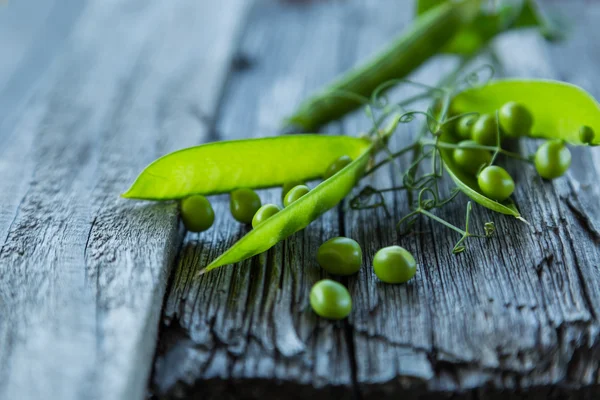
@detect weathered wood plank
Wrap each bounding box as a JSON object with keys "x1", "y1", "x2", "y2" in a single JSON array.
[
  {"x1": 346, "y1": 2, "x2": 600, "y2": 398},
  {"x1": 0, "y1": 1, "x2": 250, "y2": 399},
  {"x1": 152, "y1": 1, "x2": 359, "y2": 398},
  {"x1": 0, "y1": 0, "x2": 85, "y2": 132},
  {"x1": 153, "y1": 0, "x2": 600, "y2": 399}
]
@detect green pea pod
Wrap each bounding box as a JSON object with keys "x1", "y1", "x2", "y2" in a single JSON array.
[
  {"x1": 204, "y1": 144, "x2": 373, "y2": 271},
  {"x1": 416, "y1": 0, "x2": 564, "y2": 55},
  {"x1": 122, "y1": 135, "x2": 371, "y2": 200},
  {"x1": 285, "y1": 0, "x2": 480, "y2": 131},
  {"x1": 438, "y1": 134, "x2": 522, "y2": 218},
  {"x1": 450, "y1": 79, "x2": 600, "y2": 145},
  {"x1": 440, "y1": 79, "x2": 600, "y2": 219}
]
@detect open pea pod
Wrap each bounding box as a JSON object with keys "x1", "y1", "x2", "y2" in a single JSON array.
[
  {"x1": 204, "y1": 145, "x2": 373, "y2": 271},
  {"x1": 450, "y1": 79, "x2": 600, "y2": 144},
  {"x1": 438, "y1": 132, "x2": 522, "y2": 218},
  {"x1": 123, "y1": 135, "x2": 372, "y2": 200}
]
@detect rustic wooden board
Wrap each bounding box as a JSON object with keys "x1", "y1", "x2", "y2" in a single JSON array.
[
  {"x1": 153, "y1": 1, "x2": 600, "y2": 399},
  {"x1": 0, "y1": 1, "x2": 250, "y2": 399}
]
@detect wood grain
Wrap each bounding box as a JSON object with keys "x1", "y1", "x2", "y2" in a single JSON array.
[
  {"x1": 0, "y1": 1, "x2": 250, "y2": 399},
  {"x1": 153, "y1": 1, "x2": 600, "y2": 399}
]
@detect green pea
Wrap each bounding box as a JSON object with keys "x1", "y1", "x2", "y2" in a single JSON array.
[
  {"x1": 373, "y1": 246, "x2": 417, "y2": 284},
  {"x1": 282, "y1": 180, "x2": 305, "y2": 202},
  {"x1": 229, "y1": 188, "x2": 261, "y2": 224},
  {"x1": 477, "y1": 166, "x2": 515, "y2": 201},
  {"x1": 579, "y1": 125, "x2": 595, "y2": 145},
  {"x1": 456, "y1": 114, "x2": 478, "y2": 140},
  {"x1": 453, "y1": 140, "x2": 492, "y2": 175},
  {"x1": 252, "y1": 204, "x2": 281, "y2": 228},
  {"x1": 472, "y1": 114, "x2": 499, "y2": 146},
  {"x1": 323, "y1": 155, "x2": 352, "y2": 179},
  {"x1": 317, "y1": 237, "x2": 362, "y2": 276},
  {"x1": 283, "y1": 184, "x2": 310, "y2": 207},
  {"x1": 309, "y1": 279, "x2": 352, "y2": 320},
  {"x1": 498, "y1": 101, "x2": 533, "y2": 138},
  {"x1": 534, "y1": 139, "x2": 571, "y2": 179},
  {"x1": 180, "y1": 195, "x2": 215, "y2": 232}
]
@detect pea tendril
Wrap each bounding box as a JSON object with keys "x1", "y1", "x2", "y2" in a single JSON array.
[{"x1": 348, "y1": 63, "x2": 508, "y2": 254}]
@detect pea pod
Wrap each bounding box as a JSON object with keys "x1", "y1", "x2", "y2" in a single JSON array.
[
  {"x1": 450, "y1": 79, "x2": 600, "y2": 145},
  {"x1": 285, "y1": 0, "x2": 480, "y2": 131},
  {"x1": 416, "y1": 0, "x2": 563, "y2": 55},
  {"x1": 439, "y1": 79, "x2": 600, "y2": 218},
  {"x1": 122, "y1": 135, "x2": 371, "y2": 200},
  {"x1": 204, "y1": 144, "x2": 373, "y2": 271},
  {"x1": 438, "y1": 131, "x2": 521, "y2": 218}
]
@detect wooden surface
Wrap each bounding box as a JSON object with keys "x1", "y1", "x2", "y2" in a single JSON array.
[{"x1": 1, "y1": 1, "x2": 599, "y2": 399}]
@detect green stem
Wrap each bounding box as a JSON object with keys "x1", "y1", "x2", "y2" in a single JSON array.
[
  {"x1": 431, "y1": 141, "x2": 531, "y2": 162},
  {"x1": 364, "y1": 142, "x2": 418, "y2": 176},
  {"x1": 419, "y1": 208, "x2": 466, "y2": 236}
]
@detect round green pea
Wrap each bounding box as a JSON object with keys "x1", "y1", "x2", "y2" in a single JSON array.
[
  {"x1": 477, "y1": 166, "x2": 515, "y2": 201},
  {"x1": 456, "y1": 114, "x2": 478, "y2": 140},
  {"x1": 317, "y1": 237, "x2": 362, "y2": 276},
  {"x1": 180, "y1": 195, "x2": 215, "y2": 232},
  {"x1": 283, "y1": 184, "x2": 310, "y2": 207},
  {"x1": 534, "y1": 139, "x2": 571, "y2": 180},
  {"x1": 229, "y1": 188, "x2": 261, "y2": 224},
  {"x1": 282, "y1": 180, "x2": 305, "y2": 202},
  {"x1": 579, "y1": 125, "x2": 595, "y2": 145},
  {"x1": 373, "y1": 246, "x2": 417, "y2": 284},
  {"x1": 309, "y1": 279, "x2": 352, "y2": 320},
  {"x1": 323, "y1": 155, "x2": 352, "y2": 179},
  {"x1": 472, "y1": 114, "x2": 499, "y2": 146},
  {"x1": 453, "y1": 140, "x2": 492, "y2": 175},
  {"x1": 498, "y1": 101, "x2": 533, "y2": 138},
  {"x1": 251, "y1": 203, "x2": 281, "y2": 228}
]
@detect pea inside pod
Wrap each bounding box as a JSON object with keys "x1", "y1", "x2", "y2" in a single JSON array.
[
  {"x1": 477, "y1": 166, "x2": 515, "y2": 202},
  {"x1": 283, "y1": 185, "x2": 310, "y2": 207},
  {"x1": 323, "y1": 155, "x2": 353, "y2": 180},
  {"x1": 452, "y1": 140, "x2": 492, "y2": 175},
  {"x1": 252, "y1": 204, "x2": 281, "y2": 228},
  {"x1": 498, "y1": 101, "x2": 533, "y2": 138}
]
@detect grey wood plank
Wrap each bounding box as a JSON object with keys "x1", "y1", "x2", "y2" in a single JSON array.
[
  {"x1": 346, "y1": 1, "x2": 600, "y2": 398},
  {"x1": 152, "y1": 1, "x2": 359, "y2": 398},
  {"x1": 0, "y1": 1, "x2": 250, "y2": 399},
  {"x1": 0, "y1": 0, "x2": 86, "y2": 134},
  {"x1": 153, "y1": 0, "x2": 600, "y2": 399}
]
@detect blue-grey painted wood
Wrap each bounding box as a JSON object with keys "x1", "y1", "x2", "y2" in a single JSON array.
[{"x1": 0, "y1": 1, "x2": 251, "y2": 399}]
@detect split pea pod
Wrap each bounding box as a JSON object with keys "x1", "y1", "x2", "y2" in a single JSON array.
[{"x1": 285, "y1": 0, "x2": 480, "y2": 131}]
